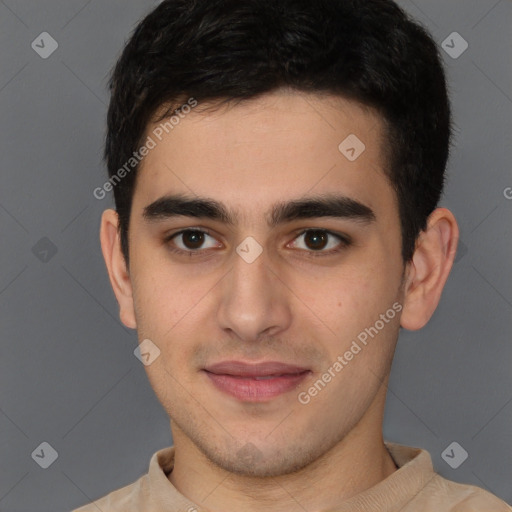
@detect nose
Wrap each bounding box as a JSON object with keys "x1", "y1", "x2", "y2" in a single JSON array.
[{"x1": 216, "y1": 243, "x2": 292, "y2": 342}]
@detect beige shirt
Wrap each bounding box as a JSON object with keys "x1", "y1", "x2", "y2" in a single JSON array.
[{"x1": 72, "y1": 442, "x2": 511, "y2": 511}]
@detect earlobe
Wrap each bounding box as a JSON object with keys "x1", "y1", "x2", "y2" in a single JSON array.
[
  {"x1": 400, "y1": 208, "x2": 459, "y2": 331},
  {"x1": 99, "y1": 209, "x2": 137, "y2": 329}
]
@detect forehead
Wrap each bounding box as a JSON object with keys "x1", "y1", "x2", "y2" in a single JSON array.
[{"x1": 133, "y1": 90, "x2": 395, "y2": 224}]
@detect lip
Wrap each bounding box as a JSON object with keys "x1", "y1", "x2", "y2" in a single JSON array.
[
  {"x1": 203, "y1": 360, "x2": 311, "y2": 402},
  {"x1": 204, "y1": 360, "x2": 309, "y2": 377}
]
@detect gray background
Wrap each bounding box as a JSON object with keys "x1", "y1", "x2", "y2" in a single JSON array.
[{"x1": 0, "y1": 0, "x2": 511, "y2": 510}]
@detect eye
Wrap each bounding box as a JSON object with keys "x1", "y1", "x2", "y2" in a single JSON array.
[
  {"x1": 166, "y1": 229, "x2": 221, "y2": 254},
  {"x1": 165, "y1": 228, "x2": 351, "y2": 258},
  {"x1": 289, "y1": 229, "x2": 351, "y2": 256}
]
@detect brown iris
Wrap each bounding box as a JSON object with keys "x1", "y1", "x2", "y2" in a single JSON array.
[
  {"x1": 303, "y1": 230, "x2": 328, "y2": 251},
  {"x1": 182, "y1": 230, "x2": 205, "y2": 249}
]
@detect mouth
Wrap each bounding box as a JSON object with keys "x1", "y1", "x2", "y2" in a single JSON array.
[{"x1": 202, "y1": 360, "x2": 311, "y2": 402}]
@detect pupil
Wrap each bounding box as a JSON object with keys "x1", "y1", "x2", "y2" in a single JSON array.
[
  {"x1": 305, "y1": 230, "x2": 327, "y2": 250},
  {"x1": 184, "y1": 231, "x2": 204, "y2": 249}
]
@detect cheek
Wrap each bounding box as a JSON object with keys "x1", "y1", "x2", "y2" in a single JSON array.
[
  {"x1": 130, "y1": 262, "x2": 202, "y2": 349},
  {"x1": 312, "y1": 263, "x2": 378, "y2": 308},
  {"x1": 306, "y1": 260, "x2": 400, "y2": 345}
]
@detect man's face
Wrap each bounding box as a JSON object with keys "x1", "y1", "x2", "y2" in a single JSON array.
[{"x1": 123, "y1": 91, "x2": 407, "y2": 476}]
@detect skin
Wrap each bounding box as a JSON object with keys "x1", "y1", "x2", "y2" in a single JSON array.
[{"x1": 100, "y1": 90, "x2": 459, "y2": 512}]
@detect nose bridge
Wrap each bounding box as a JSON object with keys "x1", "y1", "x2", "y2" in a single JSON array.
[
  {"x1": 231, "y1": 246, "x2": 270, "y2": 299},
  {"x1": 216, "y1": 241, "x2": 291, "y2": 340}
]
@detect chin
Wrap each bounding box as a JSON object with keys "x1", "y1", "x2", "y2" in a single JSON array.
[{"x1": 201, "y1": 439, "x2": 325, "y2": 478}]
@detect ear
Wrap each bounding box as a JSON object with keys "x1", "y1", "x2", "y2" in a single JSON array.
[
  {"x1": 99, "y1": 209, "x2": 137, "y2": 329},
  {"x1": 400, "y1": 207, "x2": 459, "y2": 330}
]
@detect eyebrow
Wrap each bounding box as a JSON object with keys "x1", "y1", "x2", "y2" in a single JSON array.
[{"x1": 142, "y1": 193, "x2": 376, "y2": 227}]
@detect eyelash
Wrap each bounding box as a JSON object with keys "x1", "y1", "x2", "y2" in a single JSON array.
[{"x1": 164, "y1": 228, "x2": 352, "y2": 258}]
